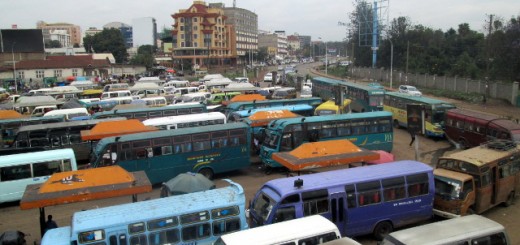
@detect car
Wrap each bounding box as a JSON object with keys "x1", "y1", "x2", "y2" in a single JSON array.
[
  {"x1": 399, "y1": 85, "x2": 422, "y2": 96},
  {"x1": 263, "y1": 73, "x2": 274, "y2": 82}
]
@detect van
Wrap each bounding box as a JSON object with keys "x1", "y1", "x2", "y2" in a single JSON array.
[
  {"x1": 100, "y1": 90, "x2": 132, "y2": 100},
  {"x1": 381, "y1": 215, "x2": 510, "y2": 245},
  {"x1": 43, "y1": 108, "x2": 90, "y2": 121},
  {"x1": 103, "y1": 83, "x2": 129, "y2": 92},
  {"x1": 271, "y1": 87, "x2": 297, "y2": 99},
  {"x1": 214, "y1": 215, "x2": 341, "y2": 245},
  {"x1": 164, "y1": 80, "x2": 190, "y2": 88},
  {"x1": 31, "y1": 105, "x2": 58, "y2": 117},
  {"x1": 141, "y1": 96, "x2": 167, "y2": 107},
  {"x1": 177, "y1": 92, "x2": 211, "y2": 104}
]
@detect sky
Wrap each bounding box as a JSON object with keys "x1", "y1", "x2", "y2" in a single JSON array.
[{"x1": 1, "y1": 0, "x2": 519, "y2": 42}]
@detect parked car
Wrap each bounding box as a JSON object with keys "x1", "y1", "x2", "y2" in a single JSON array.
[
  {"x1": 399, "y1": 85, "x2": 422, "y2": 96},
  {"x1": 263, "y1": 73, "x2": 273, "y2": 82}
]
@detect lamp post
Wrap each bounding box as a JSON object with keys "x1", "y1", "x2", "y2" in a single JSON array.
[
  {"x1": 318, "y1": 37, "x2": 327, "y2": 75},
  {"x1": 389, "y1": 39, "x2": 393, "y2": 89},
  {"x1": 11, "y1": 42, "x2": 17, "y2": 94}
]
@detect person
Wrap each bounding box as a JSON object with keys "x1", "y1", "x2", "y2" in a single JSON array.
[
  {"x1": 409, "y1": 130, "x2": 416, "y2": 147},
  {"x1": 45, "y1": 214, "x2": 58, "y2": 233}
]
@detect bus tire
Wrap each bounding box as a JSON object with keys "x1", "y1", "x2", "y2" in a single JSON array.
[
  {"x1": 504, "y1": 192, "x2": 515, "y2": 207},
  {"x1": 373, "y1": 221, "x2": 393, "y2": 241},
  {"x1": 198, "y1": 168, "x2": 214, "y2": 180},
  {"x1": 458, "y1": 138, "x2": 468, "y2": 149},
  {"x1": 264, "y1": 166, "x2": 273, "y2": 175}
]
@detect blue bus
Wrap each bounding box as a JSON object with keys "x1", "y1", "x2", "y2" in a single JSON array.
[
  {"x1": 312, "y1": 77, "x2": 385, "y2": 112},
  {"x1": 0, "y1": 115, "x2": 65, "y2": 147},
  {"x1": 260, "y1": 111, "x2": 393, "y2": 168},
  {"x1": 248, "y1": 160, "x2": 434, "y2": 240},
  {"x1": 91, "y1": 103, "x2": 207, "y2": 121},
  {"x1": 90, "y1": 122, "x2": 251, "y2": 184},
  {"x1": 0, "y1": 148, "x2": 78, "y2": 203},
  {"x1": 224, "y1": 97, "x2": 322, "y2": 116},
  {"x1": 227, "y1": 104, "x2": 313, "y2": 122},
  {"x1": 41, "y1": 179, "x2": 248, "y2": 245}
]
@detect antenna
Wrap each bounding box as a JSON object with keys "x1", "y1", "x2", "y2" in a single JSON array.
[
  {"x1": 358, "y1": 0, "x2": 389, "y2": 68},
  {"x1": 233, "y1": 0, "x2": 236, "y2": 8}
]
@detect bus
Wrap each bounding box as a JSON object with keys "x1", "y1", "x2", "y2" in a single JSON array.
[
  {"x1": 41, "y1": 179, "x2": 247, "y2": 245},
  {"x1": 11, "y1": 117, "x2": 126, "y2": 162},
  {"x1": 433, "y1": 140, "x2": 520, "y2": 218},
  {"x1": 383, "y1": 91, "x2": 456, "y2": 137},
  {"x1": 248, "y1": 160, "x2": 434, "y2": 240},
  {"x1": 381, "y1": 215, "x2": 510, "y2": 245},
  {"x1": 143, "y1": 112, "x2": 227, "y2": 130},
  {"x1": 311, "y1": 77, "x2": 385, "y2": 112},
  {"x1": 215, "y1": 215, "x2": 341, "y2": 245},
  {"x1": 90, "y1": 122, "x2": 251, "y2": 184},
  {"x1": 0, "y1": 148, "x2": 78, "y2": 203},
  {"x1": 227, "y1": 104, "x2": 314, "y2": 123},
  {"x1": 314, "y1": 99, "x2": 352, "y2": 116},
  {"x1": 444, "y1": 108, "x2": 520, "y2": 149},
  {"x1": 0, "y1": 115, "x2": 65, "y2": 147},
  {"x1": 259, "y1": 111, "x2": 393, "y2": 169},
  {"x1": 224, "y1": 97, "x2": 322, "y2": 116},
  {"x1": 91, "y1": 103, "x2": 207, "y2": 121}
]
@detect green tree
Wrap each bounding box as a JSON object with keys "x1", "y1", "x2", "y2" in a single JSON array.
[
  {"x1": 82, "y1": 29, "x2": 128, "y2": 63},
  {"x1": 45, "y1": 40, "x2": 62, "y2": 48},
  {"x1": 130, "y1": 45, "x2": 156, "y2": 69}
]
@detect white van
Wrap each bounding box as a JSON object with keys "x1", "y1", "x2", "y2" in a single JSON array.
[
  {"x1": 381, "y1": 215, "x2": 510, "y2": 245},
  {"x1": 214, "y1": 215, "x2": 341, "y2": 245},
  {"x1": 100, "y1": 90, "x2": 132, "y2": 100},
  {"x1": 103, "y1": 83, "x2": 129, "y2": 92},
  {"x1": 141, "y1": 96, "x2": 167, "y2": 107},
  {"x1": 31, "y1": 105, "x2": 58, "y2": 117},
  {"x1": 164, "y1": 80, "x2": 190, "y2": 88},
  {"x1": 43, "y1": 108, "x2": 90, "y2": 121},
  {"x1": 177, "y1": 92, "x2": 211, "y2": 104}
]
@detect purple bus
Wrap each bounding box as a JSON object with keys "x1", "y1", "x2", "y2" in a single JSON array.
[{"x1": 247, "y1": 160, "x2": 434, "y2": 240}]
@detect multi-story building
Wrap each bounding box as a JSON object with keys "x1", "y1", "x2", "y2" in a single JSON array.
[
  {"x1": 287, "y1": 35, "x2": 300, "y2": 56},
  {"x1": 37, "y1": 21, "x2": 81, "y2": 47},
  {"x1": 132, "y1": 17, "x2": 157, "y2": 48},
  {"x1": 171, "y1": 1, "x2": 237, "y2": 69},
  {"x1": 104, "y1": 22, "x2": 133, "y2": 48},
  {"x1": 84, "y1": 27, "x2": 102, "y2": 37},
  {"x1": 258, "y1": 31, "x2": 287, "y2": 59},
  {"x1": 48, "y1": 30, "x2": 70, "y2": 48},
  {"x1": 221, "y1": 3, "x2": 258, "y2": 65},
  {"x1": 298, "y1": 35, "x2": 311, "y2": 49}
]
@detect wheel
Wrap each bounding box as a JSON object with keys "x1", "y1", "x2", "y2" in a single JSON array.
[
  {"x1": 504, "y1": 192, "x2": 515, "y2": 207},
  {"x1": 198, "y1": 168, "x2": 214, "y2": 180},
  {"x1": 393, "y1": 119, "x2": 400, "y2": 129},
  {"x1": 373, "y1": 221, "x2": 393, "y2": 241},
  {"x1": 458, "y1": 138, "x2": 468, "y2": 149},
  {"x1": 264, "y1": 165, "x2": 273, "y2": 175}
]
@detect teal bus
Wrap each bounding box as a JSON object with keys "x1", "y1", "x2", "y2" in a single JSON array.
[
  {"x1": 0, "y1": 115, "x2": 65, "y2": 148},
  {"x1": 91, "y1": 103, "x2": 207, "y2": 121},
  {"x1": 260, "y1": 111, "x2": 394, "y2": 169},
  {"x1": 90, "y1": 122, "x2": 251, "y2": 184},
  {"x1": 383, "y1": 92, "x2": 456, "y2": 137},
  {"x1": 312, "y1": 77, "x2": 385, "y2": 112},
  {"x1": 41, "y1": 179, "x2": 248, "y2": 245},
  {"x1": 224, "y1": 97, "x2": 322, "y2": 116},
  {"x1": 227, "y1": 104, "x2": 313, "y2": 123}
]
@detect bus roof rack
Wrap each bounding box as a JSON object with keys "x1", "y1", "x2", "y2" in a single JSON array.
[{"x1": 482, "y1": 139, "x2": 517, "y2": 151}]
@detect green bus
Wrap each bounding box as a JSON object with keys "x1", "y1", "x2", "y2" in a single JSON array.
[
  {"x1": 224, "y1": 97, "x2": 322, "y2": 116},
  {"x1": 0, "y1": 115, "x2": 65, "y2": 148},
  {"x1": 90, "y1": 122, "x2": 251, "y2": 184}
]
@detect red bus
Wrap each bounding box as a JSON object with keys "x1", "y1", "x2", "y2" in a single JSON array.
[{"x1": 444, "y1": 108, "x2": 520, "y2": 148}]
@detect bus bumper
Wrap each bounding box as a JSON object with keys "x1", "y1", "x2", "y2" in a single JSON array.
[{"x1": 433, "y1": 208, "x2": 461, "y2": 219}]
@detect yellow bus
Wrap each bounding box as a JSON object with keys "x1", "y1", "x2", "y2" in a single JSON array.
[{"x1": 314, "y1": 99, "x2": 351, "y2": 116}]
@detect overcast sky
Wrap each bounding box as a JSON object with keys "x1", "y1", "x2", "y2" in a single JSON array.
[{"x1": 1, "y1": 0, "x2": 519, "y2": 41}]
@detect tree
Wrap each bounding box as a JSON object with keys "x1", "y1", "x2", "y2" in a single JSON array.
[
  {"x1": 45, "y1": 40, "x2": 62, "y2": 48},
  {"x1": 130, "y1": 45, "x2": 156, "y2": 69},
  {"x1": 82, "y1": 29, "x2": 128, "y2": 63}
]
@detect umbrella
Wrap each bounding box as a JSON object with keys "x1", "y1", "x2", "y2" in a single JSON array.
[
  {"x1": 366, "y1": 150, "x2": 395, "y2": 165},
  {"x1": 160, "y1": 172, "x2": 215, "y2": 197},
  {"x1": 66, "y1": 76, "x2": 76, "y2": 82}
]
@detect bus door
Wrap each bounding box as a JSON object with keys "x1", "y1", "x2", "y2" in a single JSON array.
[
  {"x1": 330, "y1": 192, "x2": 347, "y2": 235},
  {"x1": 107, "y1": 230, "x2": 127, "y2": 245},
  {"x1": 491, "y1": 166, "x2": 497, "y2": 205}
]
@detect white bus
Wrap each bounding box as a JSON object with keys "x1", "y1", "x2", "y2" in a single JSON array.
[
  {"x1": 213, "y1": 215, "x2": 341, "y2": 245},
  {"x1": 143, "y1": 112, "x2": 226, "y2": 130},
  {"x1": 381, "y1": 215, "x2": 510, "y2": 245},
  {"x1": 0, "y1": 148, "x2": 78, "y2": 203}
]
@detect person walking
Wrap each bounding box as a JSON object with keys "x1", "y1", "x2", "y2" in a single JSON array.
[
  {"x1": 409, "y1": 130, "x2": 416, "y2": 147},
  {"x1": 45, "y1": 214, "x2": 58, "y2": 234}
]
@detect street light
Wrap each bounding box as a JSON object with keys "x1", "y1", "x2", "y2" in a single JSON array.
[
  {"x1": 389, "y1": 38, "x2": 393, "y2": 89},
  {"x1": 11, "y1": 42, "x2": 17, "y2": 94},
  {"x1": 319, "y1": 37, "x2": 328, "y2": 75}
]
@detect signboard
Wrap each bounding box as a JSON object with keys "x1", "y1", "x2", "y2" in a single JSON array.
[{"x1": 406, "y1": 104, "x2": 423, "y2": 134}]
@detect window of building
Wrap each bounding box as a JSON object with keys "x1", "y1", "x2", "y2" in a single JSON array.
[
  {"x1": 194, "y1": 42, "x2": 198, "y2": 47},
  {"x1": 193, "y1": 26, "x2": 198, "y2": 31},
  {"x1": 180, "y1": 26, "x2": 184, "y2": 31},
  {"x1": 193, "y1": 34, "x2": 198, "y2": 39},
  {"x1": 180, "y1": 18, "x2": 184, "y2": 23},
  {"x1": 193, "y1": 17, "x2": 198, "y2": 22},
  {"x1": 54, "y1": 70, "x2": 62, "y2": 77},
  {"x1": 36, "y1": 70, "x2": 44, "y2": 78},
  {"x1": 17, "y1": 71, "x2": 24, "y2": 79},
  {"x1": 72, "y1": 69, "x2": 78, "y2": 77},
  {"x1": 181, "y1": 42, "x2": 185, "y2": 47}
]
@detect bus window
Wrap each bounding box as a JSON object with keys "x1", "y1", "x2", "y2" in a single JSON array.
[
  {"x1": 274, "y1": 206, "x2": 296, "y2": 223},
  {"x1": 407, "y1": 173, "x2": 429, "y2": 197},
  {"x1": 382, "y1": 177, "x2": 406, "y2": 202},
  {"x1": 356, "y1": 181, "x2": 381, "y2": 206}
]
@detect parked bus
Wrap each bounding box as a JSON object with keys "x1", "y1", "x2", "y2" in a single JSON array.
[
  {"x1": 11, "y1": 117, "x2": 126, "y2": 162},
  {"x1": 0, "y1": 148, "x2": 78, "y2": 203},
  {"x1": 215, "y1": 215, "x2": 341, "y2": 245},
  {"x1": 90, "y1": 122, "x2": 250, "y2": 184},
  {"x1": 0, "y1": 115, "x2": 65, "y2": 147},
  {"x1": 259, "y1": 111, "x2": 393, "y2": 169},
  {"x1": 41, "y1": 179, "x2": 247, "y2": 245},
  {"x1": 311, "y1": 77, "x2": 385, "y2": 112},
  {"x1": 314, "y1": 99, "x2": 352, "y2": 116},
  {"x1": 383, "y1": 91, "x2": 456, "y2": 137},
  {"x1": 433, "y1": 140, "x2": 520, "y2": 218},
  {"x1": 224, "y1": 97, "x2": 322, "y2": 116},
  {"x1": 444, "y1": 108, "x2": 520, "y2": 149},
  {"x1": 381, "y1": 215, "x2": 510, "y2": 245},
  {"x1": 143, "y1": 112, "x2": 227, "y2": 130},
  {"x1": 248, "y1": 160, "x2": 434, "y2": 240},
  {"x1": 227, "y1": 104, "x2": 314, "y2": 123},
  {"x1": 91, "y1": 103, "x2": 207, "y2": 121}
]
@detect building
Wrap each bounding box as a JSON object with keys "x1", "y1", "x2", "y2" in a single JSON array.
[
  {"x1": 0, "y1": 29, "x2": 45, "y2": 65},
  {"x1": 287, "y1": 35, "x2": 300, "y2": 56},
  {"x1": 132, "y1": 17, "x2": 157, "y2": 48},
  {"x1": 221, "y1": 3, "x2": 258, "y2": 65},
  {"x1": 37, "y1": 21, "x2": 82, "y2": 47},
  {"x1": 104, "y1": 22, "x2": 133, "y2": 48},
  {"x1": 258, "y1": 31, "x2": 287, "y2": 59},
  {"x1": 171, "y1": 1, "x2": 237, "y2": 69},
  {"x1": 48, "y1": 30, "x2": 71, "y2": 48},
  {"x1": 84, "y1": 27, "x2": 102, "y2": 37}
]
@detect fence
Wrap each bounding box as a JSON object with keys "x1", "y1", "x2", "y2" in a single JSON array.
[{"x1": 349, "y1": 67, "x2": 519, "y2": 105}]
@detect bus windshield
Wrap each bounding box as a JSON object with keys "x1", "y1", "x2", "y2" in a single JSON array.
[
  {"x1": 263, "y1": 130, "x2": 279, "y2": 149},
  {"x1": 434, "y1": 175, "x2": 462, "y2": 200},
  {"x1": 252, "y1": 192, "x2": 275, "y2": 223},
  {"x1": 512, "y1": 130, "x2": 520, "y2": 141},
  {"x1": 369, "y1": 95, "x2": 383, "y2": 107}
]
